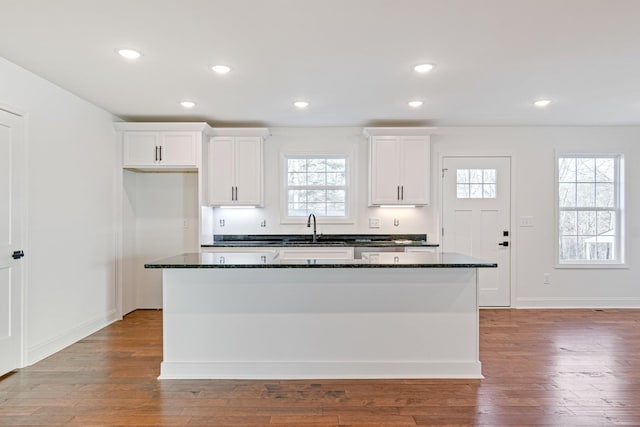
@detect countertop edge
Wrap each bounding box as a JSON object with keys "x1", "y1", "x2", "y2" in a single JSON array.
[{"x1": 145, "y1": 263, "x2": 496, "y2": 268}]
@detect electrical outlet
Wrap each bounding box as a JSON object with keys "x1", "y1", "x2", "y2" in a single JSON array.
[
  {"x1": 260, "y1": 219, "x2": 267, "y2": 227},
  {"x1": 394, "y1": 218, "x2": 400, "y2": 227},
  {"x1": 543, "y1": 273, "x2": 551, "y2": 284},
  {"x1": 369, "y1": 217, "x2": 381, "y2": 228},
  {"x1": 219, "y1": 219, "x2": 225, "y2": 227}
]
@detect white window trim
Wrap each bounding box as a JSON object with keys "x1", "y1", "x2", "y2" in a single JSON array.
[
  {"x1": 555, "y1": 152, "x2": 627, "y2": 269},
  {"x1": 280, "y1": 148, "x2": 356, "y2": 224}
]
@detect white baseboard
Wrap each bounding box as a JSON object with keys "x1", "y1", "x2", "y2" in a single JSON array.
[
  {"x1": 515, "y1": 297, "x2": 640, "y2": 309},
  {"x1": 159, "y1": 360, "x2": 484, "y2": 380},
  {"x1": 26, "y1": 309, "x2": 118, "y2": 366}
]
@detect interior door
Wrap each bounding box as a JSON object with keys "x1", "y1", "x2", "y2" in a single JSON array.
[
  {"x1": 442, "y1": 156, "x2": 511, "y2": 307},
  {"x1": 0, "y1": 109, "x2": 25, "y2": 375}
]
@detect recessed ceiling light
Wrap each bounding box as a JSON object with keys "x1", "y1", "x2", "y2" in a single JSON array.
[
  {"x1": 408, "y1": 100, "x2": 423, "y2": 108},
  {"x1": 117, "y1": 48, "x2": 141, "y2": 60},
  {"x1": 180, "y1": 101, "x2": 196, "y2": 109},
  {"x1": 413, "y1": 63, "x2": 435, "y2": 73},
  {"x1": 533, "y1": 99, "x2": 552, "y2": 107},
  {"x1": 211, "y1": 65, "x2": 231, "y2": 74},
  {"x1": 294, "y1": 101, "x2": 309, "y2": 109}
]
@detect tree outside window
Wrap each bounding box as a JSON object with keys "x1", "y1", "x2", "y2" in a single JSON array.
[{"x1": 558, "y1": 155, "x2": 623, "y2": 264}]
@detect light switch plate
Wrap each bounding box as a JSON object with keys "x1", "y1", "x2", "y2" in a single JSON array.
[
  {"x1": 519, "y1": 216, "x2": 534, "y2": 227},
  {"x1": 369, "y1": 217, "x2": 381, "y2": 228}
]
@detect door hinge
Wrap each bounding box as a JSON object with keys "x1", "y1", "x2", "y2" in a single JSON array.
[
  {"x1": 442, "y1": 168, "x2": 448, "y2": 178},
  {"x1": 441, "y1": 227, "x2": 444, "y2": 237}
]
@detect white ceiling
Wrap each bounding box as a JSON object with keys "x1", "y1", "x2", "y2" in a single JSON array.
[{"x1": 2, "y1": 0, "x2": 640, "y2": 127}]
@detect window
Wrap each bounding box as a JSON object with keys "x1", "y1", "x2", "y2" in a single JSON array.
[
  {"x1": 456, "y1": 169, "x2": 497, "y2": 198},
  {"x1": 557, "y1": 155, "x2": 624, "y2": 265},
  {"x1": 284, "y1": 155, "x2": 348, "y2": 218}
]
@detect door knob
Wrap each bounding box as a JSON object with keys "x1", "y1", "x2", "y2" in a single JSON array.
[
  {"x1": 12, "y1": 250, "x2": 25, "y2": 259},
  {"x1": 498, "y1": 241, "x2": 509, "y2": 247}
]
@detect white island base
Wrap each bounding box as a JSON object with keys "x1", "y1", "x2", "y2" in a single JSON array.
[{"x1": 159, "y1": 266, "x2": 482, "y2": 380}]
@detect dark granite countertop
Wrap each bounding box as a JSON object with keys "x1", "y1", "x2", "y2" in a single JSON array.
[
  {"x1": 202, "y1": 234, "x2": 439, "y2": 248},
  {"x1": 145, "y1": 252, "x2": 496, "y2": 269}
]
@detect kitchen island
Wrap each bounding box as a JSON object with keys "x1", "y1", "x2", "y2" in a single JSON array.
[{"x1": 146, "y1": 252, "x2": 496, "y2": 379}]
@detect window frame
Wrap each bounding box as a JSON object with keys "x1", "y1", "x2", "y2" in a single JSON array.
[
  {"x1": 555, "y1": 152, "x2": 626, "y2": 268},
  {"x1": 280, "y1": 150, "x2": 355, "y2": 224}
]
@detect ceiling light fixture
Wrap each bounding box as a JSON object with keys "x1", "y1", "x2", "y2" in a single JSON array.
[
  {"x1": 408, "y1": 100, "x2": 423, "y2": 108},
  {"x1": 413, "y1": 63, "x2": 435, "y2": 73},
  {"x1": 533, "y1": 99, "x2": 552, "y2": 107},
  {"x1": 211, "y1": 65, "x2": 231, "y2": 74},
  {"x1": 117, "y1": 48, "x2": 141, "y2": 60},
  {"x1": 294, "y1": 101, "x2": 309, "y2": 109},
  {"x1": 180, "y1": 101, "x2": 196, "y2": 109}
]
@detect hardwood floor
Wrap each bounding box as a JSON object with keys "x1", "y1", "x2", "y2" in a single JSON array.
[{"x1": 1, "y1": 309, "x2": 639, "y2": 426}]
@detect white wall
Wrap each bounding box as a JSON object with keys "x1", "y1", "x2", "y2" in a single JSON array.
[
  {"x1": 208, "y1": 127, "x2": 432, "y2": 238},
  {"x1": 433, "y1": 127, "x2": 639, "y2": 307},
  {"x1": 0, "y1": 57, "x2": 119, "y2": 364},
  {"x1": 123, "y1": 171, "x2": 199, "y2": 310},
  {"x1": 208, "y1": 126, "x2": 639, "y2": 307}
]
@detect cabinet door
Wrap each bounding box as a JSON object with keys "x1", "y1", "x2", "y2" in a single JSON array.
[
  {"x1": 123, "y1": 132, "x2": 159, "y2": 166},
  {"x1": 208, "y1": 137, "x2": 235, "y2": 205},
  {"x1": 160, "y1": 132, "x2": 197, "y2": 166},
  {"x1": 234, "y1": 137, "x2": 263, "y2": 205},
  {"x1": 370, "y1": 136, "x2": 401, "y2": 205},
  {"x1": 400, "y1": 136, "x2": 430, "y2": 204}
]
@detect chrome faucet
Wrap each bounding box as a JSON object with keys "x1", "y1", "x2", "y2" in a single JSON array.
[{"x1": 307, "y1": 213, "x2": 317, "y2": 242}]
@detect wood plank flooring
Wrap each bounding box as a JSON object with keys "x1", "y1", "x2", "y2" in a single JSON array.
[{"x1": 1, "y1": 309, "x2": 639, "y2": 426}]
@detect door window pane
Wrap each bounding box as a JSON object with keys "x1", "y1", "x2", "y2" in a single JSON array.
[{"x1": 456, "y1": 169, "x2": 497, "y2": 199}]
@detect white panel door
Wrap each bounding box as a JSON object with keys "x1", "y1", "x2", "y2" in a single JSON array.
[
  {"x1": 208, "y1": 137, "x2": 235, "y2": 205},
  {"x1": 234, "y1": 137, "x2": 262, "y2": 205},
  {"x1": 370, "y1": 136, "x2": 401, "y2": 204},
  {"x1": 123, "y1": 132, "x2": 158, "y2": 166},
  {"x1": 400, "y1": 136, "x2": 430, "y2": 204},
  {"x1": 442, "y1": 157, "x2": 511, "y2": 307},
  {"x1": 160, "y1": 132, "x2": 197, "y2": 166},
  {"x1": 0, "y1": 109, "x2": 24, "y2": 376}
]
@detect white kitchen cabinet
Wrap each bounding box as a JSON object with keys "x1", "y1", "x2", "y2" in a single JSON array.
[
  {"x1": 405, "y1": 247, "x2": 438, "y2": 253},
  {"x1": 208, "y1": 129, "x2": 269, "y2": 206},
  {"x1": 115, "y1": 122, "x2": 212, "y2": 314},
  {"x1": 364, "y1": 127, "x2": 436, "y2": 206},
  {"x1": 276, "y1": 246, "x2": 355, "y2": 260},
  {"x1": 123, "y1": 131, "x2": 198, "y2": 168}
]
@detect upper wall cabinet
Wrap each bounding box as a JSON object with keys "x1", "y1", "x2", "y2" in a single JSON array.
[
  {"x1": 207, "y1": 128, "x2": 270, "y2": 207},
  {"x1": 364, "y1": 127, "x2": 437, "y2": 206},
  {"x1": 116, "y1": 122, "x2": 212, "y2": 171},
  {"x1": 123, "y1": 132, "x2": 197, "y2": 168}
]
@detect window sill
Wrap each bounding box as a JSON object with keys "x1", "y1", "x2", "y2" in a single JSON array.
[{"x1": 555, "y1": 262, "x2": 629, "y2": 270}]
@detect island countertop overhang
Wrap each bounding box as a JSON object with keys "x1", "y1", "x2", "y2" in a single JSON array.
[{"x1": 145, "y1": 252, "x2": 497, "y2": 269}]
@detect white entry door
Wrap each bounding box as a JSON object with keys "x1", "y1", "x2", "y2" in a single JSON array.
[
  {"x1": 442, "y1": 157, "x2": 511, "y2": 307},
  {"x1": 0, "y1": 109, "x2": 25, "y2": 376}
]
